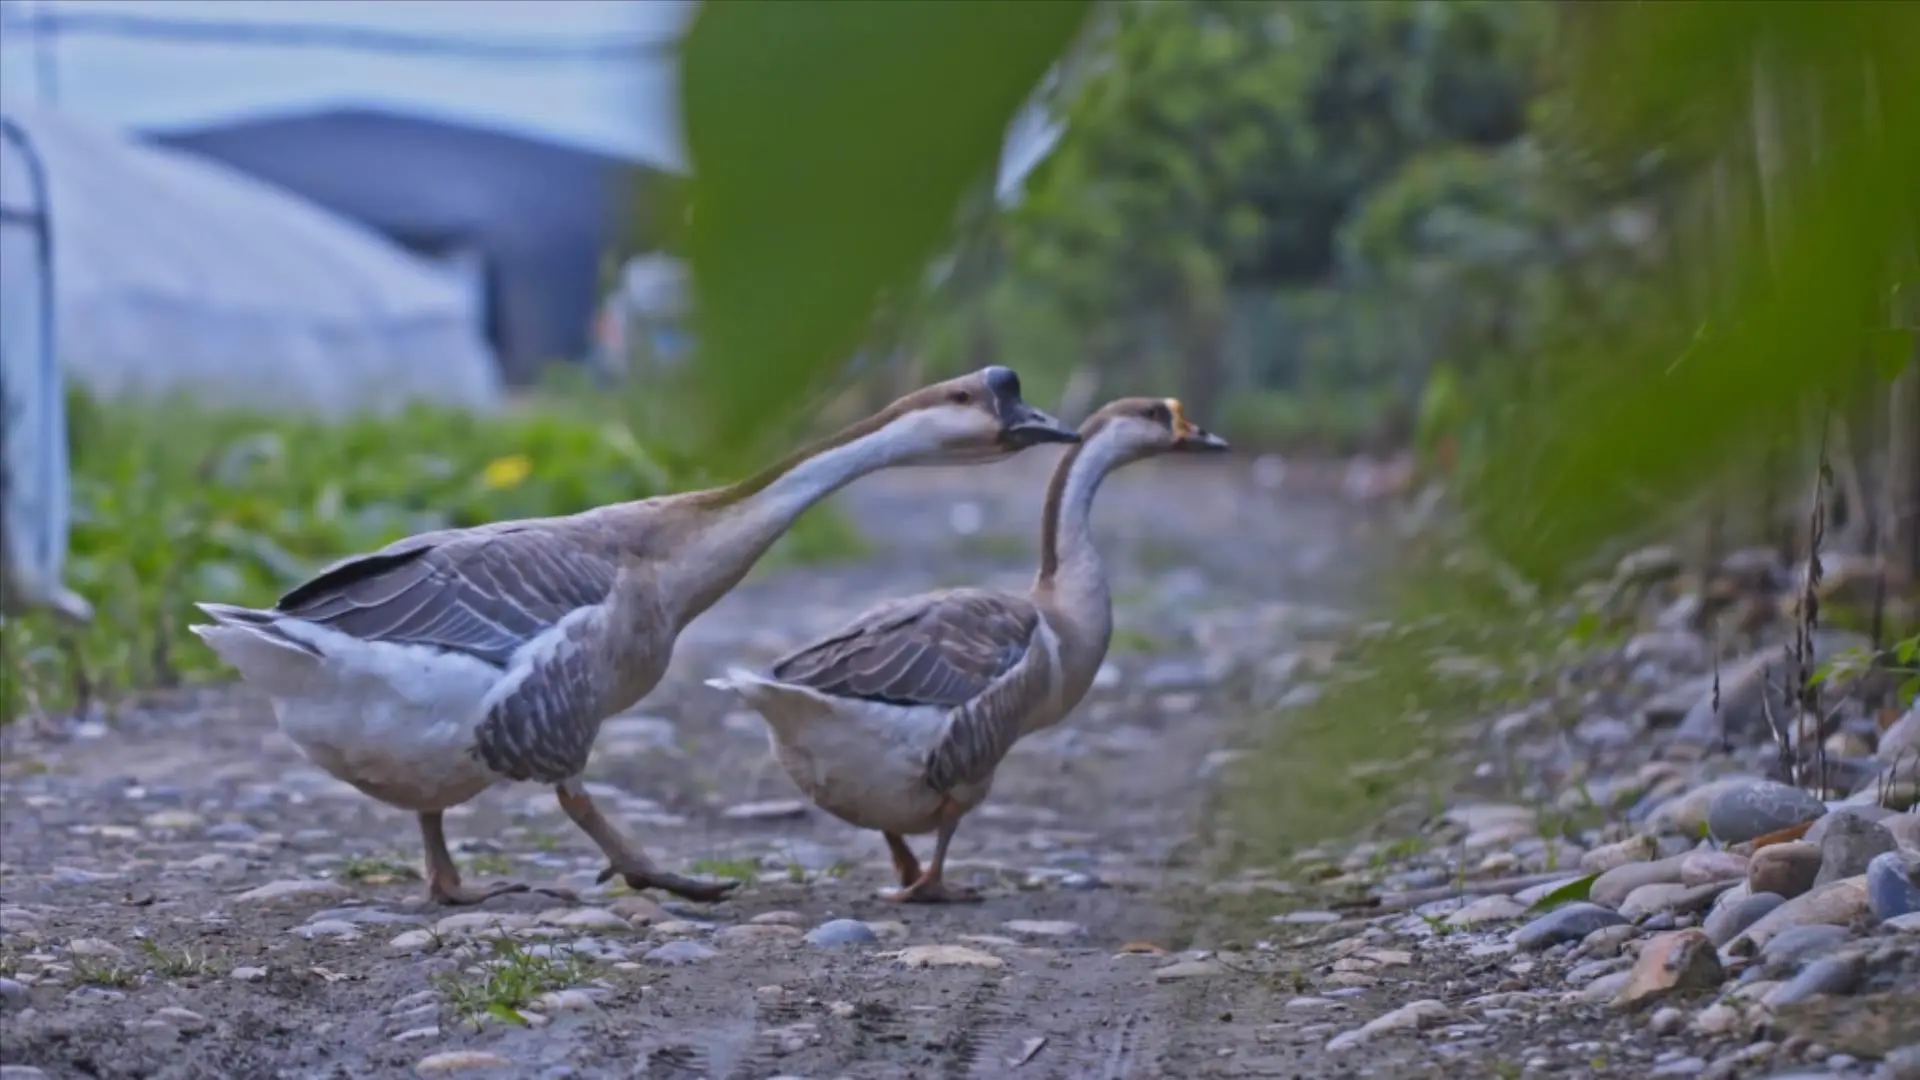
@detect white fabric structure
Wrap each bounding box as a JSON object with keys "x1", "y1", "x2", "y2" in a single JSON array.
[{"x1": 0, "y1": 103, "x2": 503, "y2": 417}]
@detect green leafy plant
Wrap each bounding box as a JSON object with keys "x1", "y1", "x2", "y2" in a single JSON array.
[
  {"x1": 433, "y1": 938, "x2": 590, "y2": 1029},
  {"x1": 2, "y1": 387, "x2": 865, "y2": 722}
]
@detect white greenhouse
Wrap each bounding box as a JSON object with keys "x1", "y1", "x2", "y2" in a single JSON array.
[{"x1": 0, "y1": 104, "x2": 503, "y2": 417}]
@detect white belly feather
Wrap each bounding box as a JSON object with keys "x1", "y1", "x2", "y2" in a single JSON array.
[
  {"x1": 709, "y1": 669, "x2": 993, "y2": 835},
  {"x1": 193, "y1": 616, "x2": 507, "y2": 812}
]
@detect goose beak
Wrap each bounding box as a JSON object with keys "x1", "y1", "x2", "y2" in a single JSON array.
[
  {"x1": 1168, "y1": 400, "x2": 1229, "y2": 452},
  {"x1": 1000, "y1": 403, "x2": 1081, "y2": 447},
  {"x1": 1177, "y1": 428, "x2": 1230, "y2": 452}
]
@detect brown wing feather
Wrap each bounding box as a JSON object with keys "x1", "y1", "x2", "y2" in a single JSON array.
[
  {"x1": 770, "y1": 588, "x2": 1041, "y2": 709},
  {"x1": 274, "y1": 524, "x2": 618, "y2": 669}
]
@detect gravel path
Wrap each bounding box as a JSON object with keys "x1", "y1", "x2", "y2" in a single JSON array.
[
  {"x1": 4, "y1": 453, "x2": 1915, "y2": 1080},
  {"x1": 0, "y1": 453, "x2": 1390, "y2": 1079}
]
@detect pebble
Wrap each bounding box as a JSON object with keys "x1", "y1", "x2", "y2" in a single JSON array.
[
  {"x1": 1153, "y1": 960, "x2": 1223, "y2": 981},
  {"x1": 608, "y1": 896, "x2": 671, "y2": 925},
  {"x1": 1706, "y1": 780, "x2": 1828, "y2": 844},
  {"x1": 1445, "y1": 895, "x2": 1528, "y2": 928},
  {"x1": 643, "y1": 941, "x2": 717, "y2": 966},
  {"x1": 1680, "y1": 850, "x2": 1750, "y2": 887},
  {"x1": 1615, "y1": 929, "x2": 1722, "y2": 1009},
  {"x1": 1620, "y1": 881, "x2": 1731, "y2": 922},
  {"x1": 1866, "y1": 850, "x2": 1920, "y2": 921},
  {"x1": 894, "y1": 945, "x2": 1004, "y2": 970},
  {"x1": 433, "y1": 912, "x2": 532, "y2": 938},
  {"x1": 141, "y1": 810, "x2": 204, "y2": 831},
  {"x1": 1813, "y1": 813, "x2": 1898, "y2": 886},
  {"x1": 67, "y1": 938, "x2": 123, "y2": 958},
  {"x1": 292, "y1": 920, "x2": 361, "y2": 941},
  {"x1": 415, "y1": 1050, "x2": 513, "y2": 1075},
  {"x1": 308, "y1": 907, "x2": 429, "y2": 927},
  {"x1": 1572, "y1": 923, "x2": 1641, "y2": 960},
  {"x1": 230, "y1": 966, "x2": 267, "y2": 982},
  {"x1": 1324, "y1": 1000, "x2": 1450, "y2": 1052},
  {"x1": 1758, "y1": 924, "x2": 1852, "y2": 969},
  {"x1": 1003, "y1": 919, "x2": 1084, "y2": 937},
  {"x1": 1513, "y1": 904, "x2": 1627, "y2": 951},
  {"x1": 541, "y1": 908, "x2": 631, "y2": 933},
  {"x1": 1748, "y1": 841, "x2": 1824, "y2": 900},
  {"x1": 388, "y1": 930, "x2": 437, "y2": 954},
  {"x1": 715, "y1": 924, "x2": 802, "y2": 946},
  {"x1": 1691, "y1": 1003, "x2": 1742, "y2": 1036},
  {"x1": 1273, "y1": 910, "x2": 1341, "y2": 925},
  {"x1": 1647, "y1": 776, "x2": 1765, "y2": 836},
  {"x1": 1649, "y1": 1006, "x2": 1686, "y2": 1035},
  {"x1": 534, "y1": 989, "x2": 599, "y2": 1012},
  {"x1": 0, "y1": 978, "x2": 27, "y2": 1008},
  {"x1": 1, "y1": 1068, "x2": 51, "y2": 1080},
  {"x1": 749, "y1": 911, "x2": 805, "y2": 926},
  {"x1": 1765, "y1": 955, "x2": 1861, "y2": 1007},
  {"x1": 721, "y1": 799, "x2": 810, "y2": 821},
  {"x1": 1727, "y1": 878, "x2": 1869, "y2": 955},
  {"x1": 1703, "y1": 892, "x2": 1785, "y2": 946},
  {"x1": 803, "y1": 920, "x2": 878, "y2": 947},
  {"x1": 1594, "y1": 857, "x2": 1686, "y2": 908},
  {"x1": 152, "y1": 1006, "x2": 209, "y2": 1033},
  {"x1": 235, "y1": 879, "x2": 351, "y2": 905}
]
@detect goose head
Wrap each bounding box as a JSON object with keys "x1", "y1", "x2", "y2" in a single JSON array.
[
  {"x1": 1080, "y1": 397, "x2": 1231, "y2": 463},
  {"x1": 876, "y1": 366, "x2": 1080, "y2": 465}
]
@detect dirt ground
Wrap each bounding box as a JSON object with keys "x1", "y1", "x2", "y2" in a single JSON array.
[{"x1": 0, "y1": 453, "x2": 1841, "y2": 1080}]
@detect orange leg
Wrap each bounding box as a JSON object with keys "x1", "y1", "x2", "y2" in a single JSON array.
[
  {"x1": 884, "y1": 832, "x2": 922, "y2": 887},
  {"x1": 884, "y1": 800, "x2": 980, "y2": 904},
  {"x1": 418, "y1": 811, "x2": 529, "y2": 906},
  {"x1": 556, "y1": 782, "x2": 739, "y2": 903}
]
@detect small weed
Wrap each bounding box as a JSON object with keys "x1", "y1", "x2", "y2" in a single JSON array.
[
  {"x1": 523, "y1": 829, "x2": 566, "y2": 853},
  {"x1": 338, "y1": 856, "x2": 421, "y2": 883},
  {"x1": 824, "y1": 860, "x2": 853, "y2": 879},
  {"x1": 72, "y1": 956, "x2": 141, "y2": 988},
  {"x1": 464, "y1": 853, "x2": 518, "y2": 878},
  {"x1": 1416, "y1": 912, "x2": 1460, "y2": 936},
  {"x1": 688, "y1": 858, "x2": 759, "y2": 881},
  {"x1": 1109, "y1": 626, "x2": 1172, "y2": 655},
  {"x1": 0, "y1": 949, "x2": 20, "y2": 977},
  {"x1": 138, "y1": 939, "x2": 223, "y2": 978},
  {"x1": 434, "y1": 939, "x2": 589, "y2": 1029},
  {"x1": 785, "y1": 862, "x2": 807, "y2": 884}
]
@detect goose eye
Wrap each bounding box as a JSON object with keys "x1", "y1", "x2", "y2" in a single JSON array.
[
  {"x1": 949, "y1": 389, "x2": 972, "y2": 405},
  {"x1": 1146, "y1": 404, "x2": 1171, "y2": 425}
]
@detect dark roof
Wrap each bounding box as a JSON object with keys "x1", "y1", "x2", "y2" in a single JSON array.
[{"x1": 150, "y1": 106, "x2": 679, "y2": 382}]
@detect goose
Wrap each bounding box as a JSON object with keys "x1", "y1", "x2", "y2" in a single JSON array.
[
  {"x1": 190, "y1": 367, "x2": 1078, "y2": 906},
  {"x1": 707, "y1": 397, "x2": 1228, "y2": 902}
]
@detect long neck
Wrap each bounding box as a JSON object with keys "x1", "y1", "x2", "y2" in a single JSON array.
[
  {"x1": 661, "y1": 414, "x2": 918, "y2": 626},
  {"x1": 1032, "y1": 433, "x2": 1124, "y2": 706},
  {"x1": 1037, "y1": 432, "x2": 1128, "y2": 586}
]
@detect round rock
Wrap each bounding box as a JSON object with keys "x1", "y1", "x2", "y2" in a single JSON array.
[
  {"x1": 803, "y1": 920, "x2": 877, "y2": 947},
  {"x1": 1866, "y1": 849, "x2": 1920, "y2": 921},
  {"x1": 1511, "y1": 903, "x2": 1627, "y2": 952},
  {"x1": 1812, "y1": 812, "x2": 1897, "y2": 886},
  {"x1": 643, "y1": 941, "x2": 717, "y2": 966},
  {"x1": 1706, "y1": 781, "x2": 1828, "y2": 845},
  {"x1": 1703, "y1": 891, "x2": 1785, "y2": 947}
]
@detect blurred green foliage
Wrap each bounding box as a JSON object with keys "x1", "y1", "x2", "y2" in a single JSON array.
[
  {"x1": 679, "y1": 0, "x2": 1090, "y2": 467},
  {"x1": 0, "y1": 389, "x2": 865, "y2": 721},
  {"x1": 668, "y1": 0, "x2": 1919, "y2": 862}
]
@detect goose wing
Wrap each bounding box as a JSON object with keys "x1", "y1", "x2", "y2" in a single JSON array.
[
  {"x1": 770, "y1": 588, "x2": 1050, "y2": 790},
  {"x1": 274, "y1": 523, "x2": 619, "y2": 670}
]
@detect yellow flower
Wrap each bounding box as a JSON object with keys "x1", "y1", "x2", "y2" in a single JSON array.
[{"x1": 482, "y1": 454, "x2": 532, "y2": 490}]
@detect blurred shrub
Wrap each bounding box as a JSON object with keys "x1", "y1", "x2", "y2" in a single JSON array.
[{"x1": 0, "y1": 388, "x2": 866, "y2": 722}]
